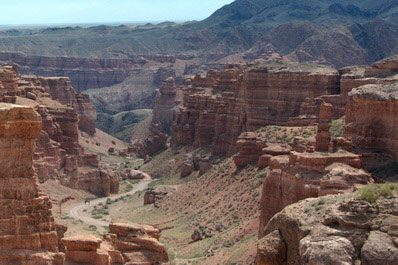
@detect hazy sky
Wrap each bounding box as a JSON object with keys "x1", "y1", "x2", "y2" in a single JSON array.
[{"x1": 0, "y1": 0, "x2": 234, "y2": 25}]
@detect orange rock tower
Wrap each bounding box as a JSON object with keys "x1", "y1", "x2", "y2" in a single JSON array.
[{"x1": 0, "y1": 103, "x2": 64, "y2": 264}]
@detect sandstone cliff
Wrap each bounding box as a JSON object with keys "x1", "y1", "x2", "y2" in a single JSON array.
[
  {"x1": 0, "y1": 52, "x2": 144, "y2": 91},
  {"x1": 0, "y1": 65, "x2": 118, "y2": 196},
  {"x1": 0, "y1": 103, "x2": 65, "y2": 264},
  {"x1": 346, "y1": 82, "x2": 398, "y2": 161},
  {"x1": 152, "y1": 77, "x2": 178, "y2": 134},
  {"x1": 172, "y1": 60, "x2": 340, "y2": 155}
]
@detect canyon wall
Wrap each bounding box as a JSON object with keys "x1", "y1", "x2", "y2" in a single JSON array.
[
  {"x1": 0, "y1": 103, "x2": 64, "y2": 264},
  {"x1": 0, "y1": 65, "x2": 118, "y2": 196},
  {"x1": 0, "y1": 52, "x2": 177, "y2": 91},
  {"x1": 172, "y1": 61, "x2": 340, "y2": 155},
  {"x1": 346, "y1": 82, "x2": 398, "y2": 160},
  {"x1": 171, "y1": 56, "x2": 398, "y2": 157}
]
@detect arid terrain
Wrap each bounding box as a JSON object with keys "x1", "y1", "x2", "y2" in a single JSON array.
[{"x1": 0, "y1": 0, "x2": 398, "y2": 264}]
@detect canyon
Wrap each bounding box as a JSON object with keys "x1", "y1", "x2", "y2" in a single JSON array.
[{"x1": 0, "y1": 0, "x2": 398, "y2": 264}]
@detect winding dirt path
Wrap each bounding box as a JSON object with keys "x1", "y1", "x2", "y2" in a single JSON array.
[{"x1": 69, "y1": 175, "x2": 151, "y2": 232}]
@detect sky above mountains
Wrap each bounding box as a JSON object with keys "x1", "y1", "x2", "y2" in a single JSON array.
[{"x1": 0, "y1": 0, "x2": 234, "y2": 25}]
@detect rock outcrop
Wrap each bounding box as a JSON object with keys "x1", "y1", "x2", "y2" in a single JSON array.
[
  {"x1": 0, "y1": 52, "x2": 142, "y2": 91},
  {"x1": 144, "y1": 186, "x2": 177, "y2": 207},
  {"x1": 152, "y1": 77, "x2": 178, "y2": 134},
  {"x1": 0, "y1": 103, "x2": 64, "y2": 264},
  {"x1": 0, "y1": 65, "x2": 118, "y2": 196},
  {"x1": 315, "y1": 102, "x2": 332, "y2": 152},
  {"x1": 258, "y1": 151, "x2": 372, "y2": 238},
  {"x1": 257, "y1": 193, "x2": 398, "y2": 265},
  {"x1": 172, "y1": 60, "x2": 340, "y2": 155},
  {"x1": 108, "y1": 222, "x2": 169, "y2": 264},
  {"x1": 62, "y1": 222, "x2": 169, "y2": 265},
  {"x1": 62, "y1": 236, "x2": 108, "y2": 265},
  {"x1": 132, "y1": 124, "x2": 168, "y2": 159},
  {"x1": 38, "y1": 76, "x2": 97, "y2": 136},
  {"x1": 346, "y1": 82, "x2": 398, "y2": 160}
]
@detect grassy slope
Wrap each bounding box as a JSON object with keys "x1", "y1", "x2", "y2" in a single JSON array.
[
  {"x1": 113, "y1": 145, "x2": 264, "y2": 265},
  {"x1": 96, "y1": 109, "x2": 152, "y2": 142}
]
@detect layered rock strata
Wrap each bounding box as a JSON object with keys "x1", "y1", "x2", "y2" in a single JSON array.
[
  {"x1": 0, "y1": 103, "x2": 64, "y2": 264},
  {"x1": 38, "y1": 76, "x2": 97, "y2": 135},
  {"x1": 0, "y1": 65, "x2": 118, "y2": 196},
  {"x1": 62, "y1": 236, "x2": 110, "y2": 265},
  {"x1": 172, "y1": 61, "x2": 340, "y2": 155},
  {"x1": 257, "y1": 194, "x2": 398, "y2": 265},
  {"x1": 315, "y1": 102, "x2": 332, "y2": 151},
  {"x1": 258, "y1": 151, "x2": 372, "y2": 237},
  {"x1": 152, "y1": 77, "x2": 178, "y2": 134},
  {"x1": 346, "y1": 82, "x2": 398, "y2": 161},
  {"x1": 0, "y1": 52, "x2": 177, "y2": 91},
  {"x1": 108, "y1": 222, "x2": 169, "y2": 264},
  {"x1": 171, "y1": 56, "x2": 398, "y2": 156},
  {"x1": 232, "y1": 107, "x2": 373, "y2": 239},
  {"x1": 132, "y1": 124, "x2": 168, "y2": 159}
]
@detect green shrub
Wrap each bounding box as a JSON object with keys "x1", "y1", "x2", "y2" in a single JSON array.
[{"x1": 357, "y1": 183, "x2": 398, "y2": 203}]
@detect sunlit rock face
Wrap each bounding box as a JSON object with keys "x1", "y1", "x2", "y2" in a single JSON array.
[{"x1": 0, "y1": 103, "x2": 65, "y2": 265}]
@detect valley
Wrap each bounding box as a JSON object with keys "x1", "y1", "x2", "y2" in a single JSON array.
[{"x1": 0, "y1": 0, "x2": 398, "y2": 265}]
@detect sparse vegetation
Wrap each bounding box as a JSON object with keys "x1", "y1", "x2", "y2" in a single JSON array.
[
  {"x1": 330, "y1": 116, "x2": 345, "y2": 137},
  {"x1": 255, "y1": 125, "x2": 316, "y2": 143},
  {"x1": 357, "y1": 183, "x2": 398, "y2": 203},
  {"x1": 96, "y1": 109, "x2": 152, "y2": 142}
]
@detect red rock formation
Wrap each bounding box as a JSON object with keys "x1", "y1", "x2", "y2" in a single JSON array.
[
  {"x1": 172, "y1": 61, "x2": 340, "y2": 155},
  {"x1": 315, "y1": 102, "x2": 332, "y2": 151},
  {"x1": 0, "y1": 103, "x2": 64, "y2": 264},
  {"x1": 233, "y1": 132, "x2": 268, "y2": 168},
  {"x1": 0, "y1": 65, "x2": 118, "y2": 196},
  {"x1": 258, "y1": 151, "x2": 372, "y2": 238},
  {"x1": 144, "y1": 186, "x2": 177, "y2": 207},
  {"x1": 38, "y1": 76, "x2": 97, "y2": 136},
  {"x1": 0, "y1": 52, "x2": 179, "y2": 91},
  {"x1": 62, "y1": 236, "x2": 110, "y2": 265},
  {"x1": 132, "y1": 124, "x2": 168, "y2": 159},
  {"x1": 345, "y1": 82, "x2": 398, "y2": 160},
  {"x1": 152, "y1": 77, "x2": 178, "y2": 134},
  {"x1": 108, "y1": 222, "x2": 169, "y2": 264}
]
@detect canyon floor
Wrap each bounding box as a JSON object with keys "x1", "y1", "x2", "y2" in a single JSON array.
[{"x1": 40, "y1": 139, "x2": 263, "y2": 264}]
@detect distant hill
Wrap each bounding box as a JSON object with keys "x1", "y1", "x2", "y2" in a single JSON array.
[{"x1": 1, "y1": 0, "x2": 398, "y2": 66}]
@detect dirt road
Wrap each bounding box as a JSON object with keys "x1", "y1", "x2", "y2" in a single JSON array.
[{"x1": 69, "y1": 176, "x2": 151, "y2": 232}]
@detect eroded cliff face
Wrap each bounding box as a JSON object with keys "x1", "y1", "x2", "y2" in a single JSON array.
[
  {"x1": 0, "y1": 52, "x2": 141, "y2": 91},
  {"x1": 152, "y1": 77, "x2": 178, "y2": 134},
  {"x1": 0, "y1": 103, "x2": 64, "y2": 264},
  {"x1": 0, "y1": 65, "x2": 118, "y2": 197},
  {"x1": 170, "y1": 56, "x2": 398, "y2": 158},
  {"x1": 172, "y1": 60, "x2": 340, "y2": 155},
  {"x1": 346, "y1": 82, "x2": 398, "y2": 161}
]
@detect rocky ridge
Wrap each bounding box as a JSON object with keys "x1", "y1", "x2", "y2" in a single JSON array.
[{"x1": 0, "y1": 52, "x2": 176, "y2": 91}]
